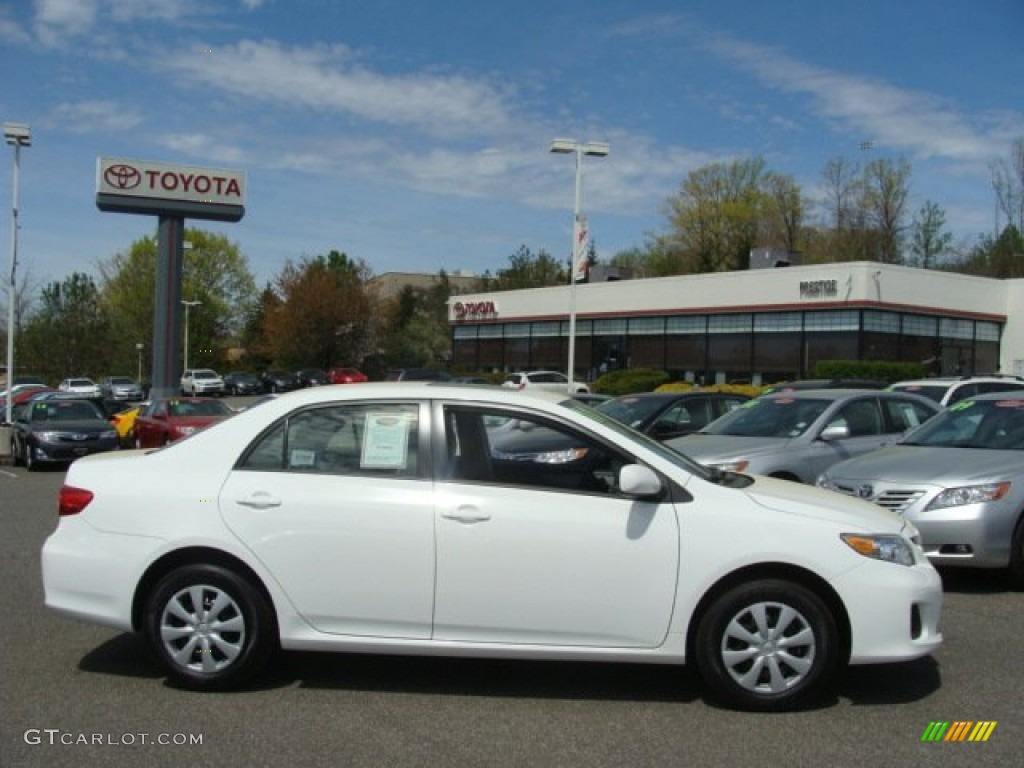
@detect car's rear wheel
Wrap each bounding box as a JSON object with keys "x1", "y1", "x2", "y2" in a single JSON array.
[
  {"x1": 10, "y1": 437, "x2": 20, "y2": 466},
  {"x1": 144, "y1": 564, "x2": 276, "y2": 690},
  {"x1": 695, "y1": 579, "x2": 839, "y2": 711}
]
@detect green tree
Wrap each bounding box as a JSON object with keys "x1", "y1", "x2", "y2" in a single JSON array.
[
  {"x1": 379, "y1": 273, "x2": 454, "y2": 370},
  {"x1": 262, "y1": 250, "x2": 373, "y2": 368},
  {"x1": 663, "y1": 157, "x2": 766, "y2": 273},
  {"x1": 910, "y1": 200, "x2": 953, "y2": 268},
  {"x1": 99, "y1": 228, "x2": 257, "y2": 371},
  {"x1": 481, "y1": 245, "x2": 566, "y2": 290},
  {"x1": 861, "y1": 157, "x2": 911, "y2": 263},
  {"x1": 19, "y1": 273, "x2": 112, "y2": 381},
  {"x1": 951, "y1": 225, "x2": 1024, "y2": 278}
]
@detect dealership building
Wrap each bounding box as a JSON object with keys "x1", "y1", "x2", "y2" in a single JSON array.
[{"x1": 448, "y1": 261, "x2": 1024, "y2": 385}]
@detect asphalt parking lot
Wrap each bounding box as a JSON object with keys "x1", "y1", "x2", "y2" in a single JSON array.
[{"x1": 0, "y1": 461, "x2": 1021, "y2": 768}]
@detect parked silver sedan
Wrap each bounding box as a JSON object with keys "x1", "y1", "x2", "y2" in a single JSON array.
[
  {"x1": 817, "y1": 392, "x2": 1024, "y2": 584},
  {"x1": 669, "y1": 389, "x2": 940, "y2": 484}
]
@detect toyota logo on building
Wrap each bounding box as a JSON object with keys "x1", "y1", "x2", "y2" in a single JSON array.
[{"x1": 104, "y1": 164, "x2": 142, "y2": 190}]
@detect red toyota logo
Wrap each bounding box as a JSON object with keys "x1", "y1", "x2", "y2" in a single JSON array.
[{"x1": 104, "y1": 164, "x2": 141, "y2": 190}]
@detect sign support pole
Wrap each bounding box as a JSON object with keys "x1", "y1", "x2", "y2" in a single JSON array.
[{"x1": 151, "y1": 216, "x2": 184, "y2": 399}]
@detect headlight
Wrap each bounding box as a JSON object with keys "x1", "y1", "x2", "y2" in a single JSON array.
[
  {"x1": 100, "y1": 430, "x2": 117, "y2": 440},
  {"x1": 176, "y1": 426, "x2": 197, "y2": 437},
  {"x1": 926, "y1": 482, "x2": 1010, "y2": 510},
  {"x1": 34, "y1": 431, "x2": 59, "y2": 442},
  {"x1": 816, "y1": 476, "x2": 838, "y2": 491},
  {"x1": 840, "y1": 533, "x2": 916, "y2": 566},
  {"x1": 709, "y1": 459, "x2": 749, "y2": 473}
]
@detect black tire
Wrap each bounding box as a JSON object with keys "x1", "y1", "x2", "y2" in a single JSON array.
[
  {"x1": 25, "y1": 444, "x2": 36, "y2": 471},
  {"x1": 695, "y1": 579, "x2": 839, "y2": 711},
  {"x1": 1009, "y1": 515, "x2": 1024, "y2": 589},
  {"x1": 144, "y1": 564, "x2": 276, "y2": 691}
]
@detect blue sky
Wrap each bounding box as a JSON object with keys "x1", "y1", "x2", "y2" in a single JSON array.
[{"x1": 1, "y1": 0, "x2": 1021, "y2": 290}]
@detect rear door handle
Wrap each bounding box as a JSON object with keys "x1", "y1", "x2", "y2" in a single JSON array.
[
  {"x1": 236, "y1": 492, "x2": 282, "y2": 510},
  {"x1": 442, "y1": 506, "x2": 491, "y2": 523}
]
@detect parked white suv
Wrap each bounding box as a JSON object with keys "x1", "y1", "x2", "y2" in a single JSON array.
[
  {"x1": 502, "y1": 370, "x2": 590, "y2": 394},
  {"x1": 180, "y1": 368, "x2": 225, "y2": 396},
  {"x1": 888, "y1": 375, "x2": 1024, "y2": 407}
]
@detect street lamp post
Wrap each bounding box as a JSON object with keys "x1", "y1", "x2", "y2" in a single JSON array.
[
  {"x1": 136, "y1": 342, "x2": 144, "y2": 384},
  {"x1": 549, "y1": 138, "x2": 609, "y2": 393},
  {"x1": 181, "y1": 300, "x2": 202, "y2": 373},
  {"x1": 4, "y1": 122, "x2": 30, "y2": 425}
]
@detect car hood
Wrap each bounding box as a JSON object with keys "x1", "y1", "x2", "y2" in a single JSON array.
[
  {"x1": 670, "y1": 434, "x2": 791, "y2": 462},
  {"x1": 824, "y1": 445, "x2": 1023, "y2": 485},
  {"x1": 167, "y1": 416, "x2": 227, "y2": 428},
  {"x1": 743, "y1": 474, "x2": 904, "y2": 532}
]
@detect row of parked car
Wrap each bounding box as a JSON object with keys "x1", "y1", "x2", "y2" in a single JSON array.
[
  {"x1": 9, "y1": 372, "x2": 1024, "y2": 582},
  {"x1": 183, "y1": 366, "x2": 370, "y2": 396}
]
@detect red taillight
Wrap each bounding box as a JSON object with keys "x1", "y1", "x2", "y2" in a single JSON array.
[{"x1": 58, "y1": 485, "x2": 94, "y2": 517}]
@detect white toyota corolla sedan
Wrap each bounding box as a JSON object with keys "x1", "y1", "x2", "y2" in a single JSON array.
[{"x1": 42, "y1": 383, "x2": 943, "y2": 711}]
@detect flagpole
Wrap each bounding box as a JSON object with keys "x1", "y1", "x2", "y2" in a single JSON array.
[{"x1": 550, "y1": 139, "x2": 609, "y2": 394}]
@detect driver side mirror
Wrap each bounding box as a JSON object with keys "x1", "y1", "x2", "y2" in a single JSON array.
[
  {"x1": 619, "y1": 464, "x2": 663, "y2": 498},
  {"x1": 819, "y1": 423, "x2": 850, "y2": 441}
]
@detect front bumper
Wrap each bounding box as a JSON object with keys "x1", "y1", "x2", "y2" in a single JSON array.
[
  {"x1": 832, "y1": 559, "x2": 943, "y2": 664},
  {"x1": 31, "y1": 437, "x2": 119, "y2": 463}
]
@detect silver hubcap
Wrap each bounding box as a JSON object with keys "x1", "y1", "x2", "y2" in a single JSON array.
[
  {"x1": 159, "y1": 584, "x2": 246, "y2": 675},
  {"x1": 720, "y1": 601, "x2": 815, "y2": 694}
]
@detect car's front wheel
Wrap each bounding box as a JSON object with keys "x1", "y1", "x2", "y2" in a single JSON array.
[
  {"x1": 144, "y1": 564, "x2": 276, "y2": 690},
  {"x1": 1009, "y1": 514, "x2": 1024, "y2": 588},
  {"x1": 695, "y1": 579, "x2": 839, "y2": 711}
]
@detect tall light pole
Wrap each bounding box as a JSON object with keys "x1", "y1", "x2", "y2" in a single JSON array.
[
  {"x1": 550, "y1": 138, "x2": 609, "y2": 393},
  {"x1": 4, "y1": 122, "x2": 30, "y2": 425},
  {"x1": 136, "y1": 342, "x2": 144, "y2": 384},
  {"x1": 181, "y1": 300, "x2": 202, "y2": 373}
]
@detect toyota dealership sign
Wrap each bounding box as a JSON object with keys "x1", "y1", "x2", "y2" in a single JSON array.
[{"x1": 96, "y1": 157, "x2": 246, "y2": 222}]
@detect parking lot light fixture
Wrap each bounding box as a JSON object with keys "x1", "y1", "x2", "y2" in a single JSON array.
[
  {"x1": 549, "y1": 138, "x2": 609, "y2": 394},
  {"x1": 4, "y1": 122, "x2": 30, "y2": 425}
]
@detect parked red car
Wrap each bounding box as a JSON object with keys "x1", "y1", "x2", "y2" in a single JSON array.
[
  {"x1": 132, "y1": 397, "x2": 234, "y2": 448},
  {"x1": 327, "y1": 366, "x2": 368, "y2": 384}
]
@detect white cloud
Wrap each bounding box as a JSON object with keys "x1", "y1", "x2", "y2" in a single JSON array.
[
  {"x1": 706, "y1": 35, "x2": 999, "y2": 163},
  {"x1": 0, "y1": 8, "x2": 31, "y2": 44},
  {"x1": 160, "y1": 39, "x2": 517, "y2": 139},
  {"x1": 33, "y1": 0, "x2": 99, "y2": 45},
  {"x1": 105, "y1": 0, "x2": 196, "y2": 23},
  {"x1": 49, "y1": 100, "x2": 144, "y2": 132},
  {"x1": 157, "y1": 132, "x2": 247, "y2": 165}
]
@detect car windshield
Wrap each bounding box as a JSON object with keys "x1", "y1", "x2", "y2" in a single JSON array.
[
  {"x1": 110, "y1": 377, "x2": 134, "y2": 385},
  {"x1": 193, "y1": 370, "x2": 218, "y2": 380},
  {"x1": 68, "y1": 379, "x2": 94, "y2": 387},
  {"x1": 889, "y1": 384, "x2": 949, "y2": 404},
  {"x1": 168, "y1": 400, "x2": 232, "y2": 417},
  {"x1": 596, "y1": 395, "x2": 672, "y2": 428},
  {"x1": 900, "y1": 399, "x2": 1024, "y2": 450},
  {"x1": 701, "y1": 397, "x2": 830, "y2": 438},
  {"x1": 32, "y1": 401, "x2": 103, "y2": 421},
  {"x1": 563, "y1": 399, "x2": 718, "y2": 481}
]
